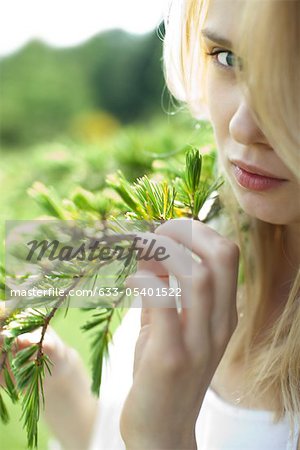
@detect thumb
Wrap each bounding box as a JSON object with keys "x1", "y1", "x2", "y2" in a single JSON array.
[{"x1": 17, "y1": 329, "x2": 42, "y2": 349}]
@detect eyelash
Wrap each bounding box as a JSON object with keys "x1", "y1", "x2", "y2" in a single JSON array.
[{"x1": 205, "y1": 49, "x2": 235, "y2": 70}]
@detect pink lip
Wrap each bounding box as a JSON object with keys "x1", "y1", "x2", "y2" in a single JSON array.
[
  {"x1": 230, "y1": 160, "x2": 287, "y2": 180},
  {"x1": 231, "y1": 163, "x2": 288, "y2": 191}
]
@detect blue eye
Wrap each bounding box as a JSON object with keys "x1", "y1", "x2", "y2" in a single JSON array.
[
  {"x1": 216, "y1": 51, "x2": 235, "y2": 67},
  {"x1": 206, "y1": 49, "x2": 240, "y2": 70}
]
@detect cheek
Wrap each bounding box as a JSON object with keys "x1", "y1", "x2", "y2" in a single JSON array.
[{"x1": 205, "y1": 68, "x2": 238, "y2": 149}]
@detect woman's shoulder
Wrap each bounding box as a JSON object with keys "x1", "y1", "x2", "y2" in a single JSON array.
[{"x1": 197, "y1": 385, "x2": 299, "y2": 450}]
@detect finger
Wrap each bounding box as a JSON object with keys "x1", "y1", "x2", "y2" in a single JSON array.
[
  {"x1": 17, "y1": 328, "x2": 67, "y2": 362},
  {"x1": 155, "y1": 220, "x2": 239, "y2": 329},
  {"x1": 136, "y1": 258, "x2": 169, "y2": 283},
  {"x1": 135, "y1": 251, "x2": 172, "y2": 325},
  {"x1": 134, "y1": 232, "x2": 195, "y2": 309},
  {"x1": 16, "y1": 329, "x2": 42, "y2": 348},
  {"x1": 135, "y1": 231, "x2": 214, "y2": 352},
  {"x1": 184, "y1": 262, "x2": 214, "y2": 353},
  {"x1": 125, "y1": 273, "x2": 153, "y2": 327},
  {"x1": 126, "y1": 270, "x2": 184, "y2": 350}
]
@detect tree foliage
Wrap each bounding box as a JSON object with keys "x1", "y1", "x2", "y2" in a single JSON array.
[{"x1": 0, "y1": 29, "x2": 165, "y2": 146}]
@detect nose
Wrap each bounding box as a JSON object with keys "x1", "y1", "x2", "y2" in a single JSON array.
[{"x1": 229, "y1": 100, "x2": 269, "y2": 147}]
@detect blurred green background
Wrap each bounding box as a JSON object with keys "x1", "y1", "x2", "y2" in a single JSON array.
[{"x1": 0, "y1": 27, "x2": 214, "y2": 449}]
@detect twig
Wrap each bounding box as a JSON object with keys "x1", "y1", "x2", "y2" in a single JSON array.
[{"x1": 36, "y1": 277, "x2": 81, "y2": 362}]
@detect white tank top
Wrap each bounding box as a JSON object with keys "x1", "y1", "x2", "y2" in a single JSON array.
[{"x1": 88, "y1": 308, "x2": 300, "y2": 450}]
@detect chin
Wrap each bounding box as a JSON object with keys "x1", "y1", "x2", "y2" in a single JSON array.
[{"x1": 234, "y1": 191, "x2": 291, "y2": 225}]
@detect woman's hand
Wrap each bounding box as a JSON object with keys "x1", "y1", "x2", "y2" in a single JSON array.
[
  {"x1": 120, "y1": 219, "x2": 240, "y2": 450},
  {"x1": 0, "y1": 326, "x2": 78, "y2": 386}
]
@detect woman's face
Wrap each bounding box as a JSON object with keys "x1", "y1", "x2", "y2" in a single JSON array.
[{"x1": 202, "y1": 0, "x2": 300, "y2": 225}]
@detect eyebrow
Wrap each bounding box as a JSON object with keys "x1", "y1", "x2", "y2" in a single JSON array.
[{"x1": 201, "y1": 28, "x2": 233, "y2": 49}]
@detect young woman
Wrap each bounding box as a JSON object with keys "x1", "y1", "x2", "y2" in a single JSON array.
[
  {"x1": 1, "y1": 0, "x2": 299, "y2": 449},
  {"x1": 116, "y1": 0, "x2": 300, "y2": 449}
]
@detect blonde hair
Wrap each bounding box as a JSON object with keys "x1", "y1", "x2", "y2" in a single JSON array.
[
  {"x1": 237, "y1": 0, "x2": 300, "y2": 176},
  {"x1": 163, "y1": 0, "x2": 300, "y2": 435}
]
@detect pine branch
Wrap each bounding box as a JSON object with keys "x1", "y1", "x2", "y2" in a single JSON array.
[
  {"x1": 81, "y1": 309, "x2": 113, "y2": 396},
  {"x1": 81, "y1": 244, "x2": 137, "y2": 395},
  {"x1": 0, "y1": 348, "x2": 8, "y2": 374},
  {"x1": 35, "y1": 278, "x2": 82, "y2": 361},
  {"x1": 1, "y1": 144, "x2": 224, "y2": 448},
  {"x1": 81, "y1": 290, "x2": 127, "y2": 396},
  {"x1": 3, "y1": 365, "x2": 19, "y2": 403},
  {"x1": 17, "y1": 354, "x2": 51, "y2": 448}
]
